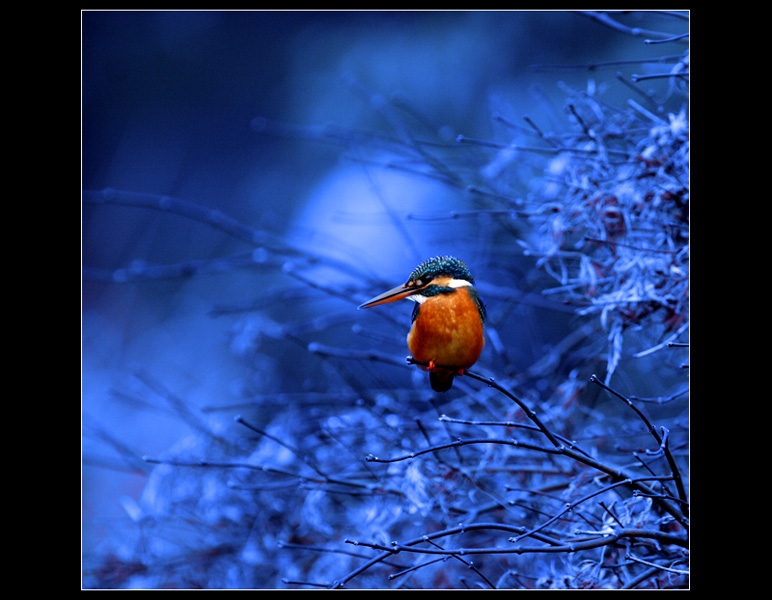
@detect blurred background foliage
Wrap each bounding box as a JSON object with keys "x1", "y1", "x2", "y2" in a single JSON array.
[{"x1": 82, "y1": 10, "x2": 688, "y2": 589}]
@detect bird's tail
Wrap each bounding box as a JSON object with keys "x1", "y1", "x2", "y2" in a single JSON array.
[{"x1": 430, "y1": 370, "x2": 455, "y2": 392}]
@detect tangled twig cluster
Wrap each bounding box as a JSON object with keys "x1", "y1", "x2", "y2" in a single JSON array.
[{"x1": 519, "y1": 93, "x2": 688, "y2": 382}]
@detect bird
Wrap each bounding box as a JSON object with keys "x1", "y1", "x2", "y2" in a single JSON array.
[{"x1": 358, "y1": 256, "x2": 485, "y2": 392}]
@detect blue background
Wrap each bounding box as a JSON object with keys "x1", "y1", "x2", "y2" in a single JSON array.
[{"x1": 82, "y1": 10, "x2": 687, "y2": 588}]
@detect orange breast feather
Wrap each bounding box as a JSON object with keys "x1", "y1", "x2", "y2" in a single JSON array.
[{"x1": 407, "y1": 288, "x2": 484, "y2": 372}]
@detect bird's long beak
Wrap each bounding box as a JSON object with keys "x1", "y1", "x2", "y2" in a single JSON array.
[{"x1": 358, "y1": 282, "x2": 423, "y2": 309}]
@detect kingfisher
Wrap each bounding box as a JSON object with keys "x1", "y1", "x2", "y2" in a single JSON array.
[{"x1": 358, "y1": 256, "x2": 485, "y2": 392}]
